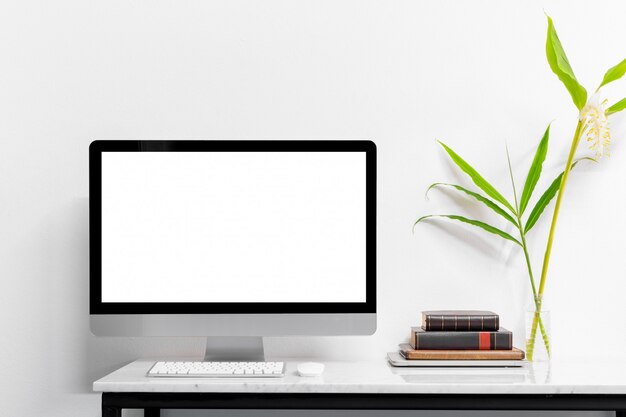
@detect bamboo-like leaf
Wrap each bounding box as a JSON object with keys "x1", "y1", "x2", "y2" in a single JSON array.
[
  {"x1": 545, "y1": 15, "x2": 587, "y2": 110},
  {"x1": 598, "y1": 58, "x2": 626, "y2": 90},
  {"x1": 519, "y1": 124, "x2": 551, "y2": 215},
  {"x1": 414, "y1": 215, "x2": 521, "y2": 246},
  {"x1": 607, "y1": 97, "x2": 626, "y2": 115},
  {"x1": 524, "y1": 158, "x2": 595, "y2": 233},
  {"x1": 438, "y1": 141, "x2": 516, "y2": 213},
  {"x1": 427, "y1": 183, "x2": 518, "y2": 227},
  {"x1": 505, "y1": 144, "x2": 519, "y2": 211}
]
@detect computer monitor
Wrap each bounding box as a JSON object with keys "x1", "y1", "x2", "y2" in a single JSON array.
[{"x1": 90, "y1": 140, "x2": 376, "y2": 359}]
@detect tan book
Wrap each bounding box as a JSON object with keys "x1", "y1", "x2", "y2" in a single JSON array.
[{"x1": 399, "y1": 343, "x2": 525, "y2": 360}]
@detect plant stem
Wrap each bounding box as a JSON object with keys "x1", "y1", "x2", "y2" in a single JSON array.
[
  {"x1": 506, "y1": 145, "x2": 550, "y2": 358},
  {"x1": 519, "y1": 231, "x2": 537, "y2": 296},
  {"x1": 517, "y1": 219, "x2": 551, "y2": 359},
  {"x1": 539, "y1": 119, "x2": 584, "y2": 296},
  {"x1": 527, "y1": 119, "x2": 584, "y2": 360}
]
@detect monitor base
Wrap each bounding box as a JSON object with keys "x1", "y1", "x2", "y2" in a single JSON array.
[{"x1": 204, "y1": 337, "x2": 265, "y2": 361}]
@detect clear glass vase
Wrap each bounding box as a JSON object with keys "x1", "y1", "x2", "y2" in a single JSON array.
[{"x1": 525, "y1": 306, "x2": 551, "y2": 362}]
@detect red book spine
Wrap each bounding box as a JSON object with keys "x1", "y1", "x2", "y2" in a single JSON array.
[{"x1": 479, "y1": 332, "x2": 491, "y2": 350}]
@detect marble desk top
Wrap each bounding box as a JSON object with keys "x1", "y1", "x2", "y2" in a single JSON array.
[{"x1": 93, "y1": 358, "x2": 626, "y2": 395}]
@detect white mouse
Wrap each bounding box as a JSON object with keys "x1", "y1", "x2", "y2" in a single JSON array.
[{"x1": 297, "y1": 362, "x2": 325, "y2": 377}]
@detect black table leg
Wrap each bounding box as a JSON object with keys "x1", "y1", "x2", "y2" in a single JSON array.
[
  {"x1": 145, "y1": 408, "x2": 161, "y2": 417},
  {"x1": 102, "y1": 405, "x2": 121, "y2": 417},
  {"x1": 616, "y1": 411, "x2": 626, "y2": 417}
]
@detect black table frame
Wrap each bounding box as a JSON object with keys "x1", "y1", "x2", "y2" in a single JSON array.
[{"x1": 102, "y1": 392, "x2": 626, "y2": 416}]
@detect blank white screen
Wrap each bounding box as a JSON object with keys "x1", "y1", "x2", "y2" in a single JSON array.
[{"x1": 101, "y1": 151, "x2": 367, "y2": 303}]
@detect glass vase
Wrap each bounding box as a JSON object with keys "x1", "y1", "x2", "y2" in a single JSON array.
[{"x1": 525, "y1": 306, "x2": 551, "y2": 362}]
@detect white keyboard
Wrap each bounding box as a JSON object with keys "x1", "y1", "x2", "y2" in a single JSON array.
[{"x1": 147, "y1": 361, "x2": 286, "y2": 378}]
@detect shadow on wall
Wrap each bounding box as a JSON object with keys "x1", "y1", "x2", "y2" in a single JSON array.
[
  {"x1": 29, "y1": 200, "x2": 610, "y2": 417},
  {"x1": 50, "y1": 202, "x2": 606, "y2": 417},
  {"x1": 40, "y1": 198, "x2": 206, "y2": 396}
]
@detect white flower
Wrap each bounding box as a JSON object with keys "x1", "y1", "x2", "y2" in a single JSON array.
[{"x1": 579, "y1": 92, "x2": 611, "y2": 158}]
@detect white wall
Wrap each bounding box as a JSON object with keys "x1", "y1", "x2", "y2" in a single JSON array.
[{"x1": 1, "y1": 0, "x2": 625, "y2": 416}]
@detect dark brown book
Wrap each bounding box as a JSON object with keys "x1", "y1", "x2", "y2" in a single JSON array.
[
  {"x1": 411, "y1": 327, "x2": 512, "y2": 350},
  {"x1": 422, "y1": 310, "x2": 499, "y2": 331},
  {"x1": 399, "y1": 343, "x2": 524, "y2": 360}
]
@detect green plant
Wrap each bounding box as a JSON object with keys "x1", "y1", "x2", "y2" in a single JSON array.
[{"x1": 414, "y1": 15, "x2": 626, "y2": 360}]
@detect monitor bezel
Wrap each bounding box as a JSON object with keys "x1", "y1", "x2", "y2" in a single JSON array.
[{"x1": 89, "y1": 140, "x2": 376, "y2": 315}]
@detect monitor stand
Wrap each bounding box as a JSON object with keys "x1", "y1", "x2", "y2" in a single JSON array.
[{"x1": 203, "y1": 337, "x2": 265, "y2": 361}]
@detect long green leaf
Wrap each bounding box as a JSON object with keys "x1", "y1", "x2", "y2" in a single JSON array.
[
  {"x1": 598, "y1": 58, "x2": 626, "y2": 90},
  {"x1": 426, "y1": 183, "x2": 519, "y2": 227},
  {"x1": 607, "y1": 97, "x2": 626, "y2": 115},
  {"x1": 438, "y1": 141, "x2": 515, "y2": 213},
  {"x1": 414, "y1": 215, "x2": 521, "y2": 246},
  {"x1": 545, "y1": 15, "x2": 587, "y2": 110},
  {"x1": 524, "y1": 158, "x2": 595, "y2": 233},
  {"x1": 505, "y1": 144, "x2": 519, "y2": 212},
  {"x1": 519, "y1": 124, "x2": 551, "y2": 215}
]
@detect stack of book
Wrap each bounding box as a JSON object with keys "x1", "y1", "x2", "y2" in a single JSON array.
[{"x1": 399, "y1": 310, "x2": 525, "y2": 361}]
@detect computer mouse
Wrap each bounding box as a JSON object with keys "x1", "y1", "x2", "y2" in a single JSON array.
[{"x1": 297, "y1": 362, "x2": 325, "y2": 377}]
